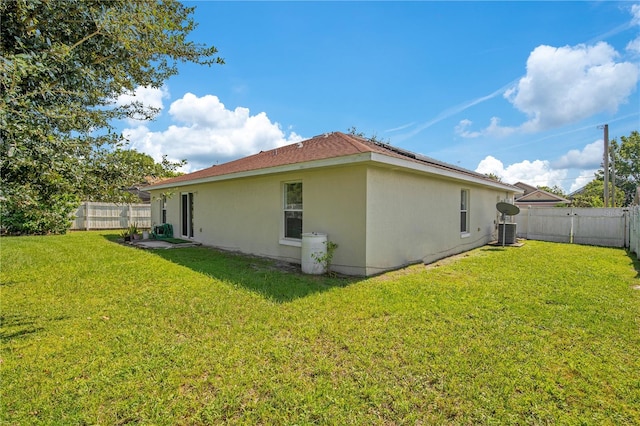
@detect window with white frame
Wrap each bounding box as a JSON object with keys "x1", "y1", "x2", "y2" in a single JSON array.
[
  {"x1": 284, "y1": 182, "x2": 303, "y2": 239},
  {"x1": 460, "y1": 189, "x2": 470, "y2": 234}
]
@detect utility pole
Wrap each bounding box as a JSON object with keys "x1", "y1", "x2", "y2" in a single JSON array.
[
  {"x1": 602, "y1": 124, "x2": 609, "y2": 208},
  {"x1": 612, "y1": 147, "x2": 616, "y2": 207}
]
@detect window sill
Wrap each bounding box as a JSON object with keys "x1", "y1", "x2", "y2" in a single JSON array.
[
  {"x1": 460, "y1": 232, "x2": 471, "y2": 239},
  {"x1": 279, "y1": 238, "x2": 302, "y2": 247}
]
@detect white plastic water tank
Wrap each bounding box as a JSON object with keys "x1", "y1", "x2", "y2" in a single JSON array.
[{"x1": 301, "y1": 232, "x2": 327, "y2": 274}]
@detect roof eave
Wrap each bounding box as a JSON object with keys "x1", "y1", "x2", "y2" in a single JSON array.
[
  {"x1": 369, "y1": 153, "x2": 524, "y2": 193},
  {"x1": 517, "y1": 189, "x2": 570, "y2": 203},
  {"x1": 147, "y1": 151, "x2": 523, "y2": 194},
  {"x1": 146, "y1": 152, "x2": 374, "y2": 191}
]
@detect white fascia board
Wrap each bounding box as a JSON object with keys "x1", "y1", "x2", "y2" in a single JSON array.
[
  {"x1": 369, "y1": 153, "x2": 524, "y2": 194},
  {"x1": 146, "y1": 152, "x2": 374, "y2": 191},
  {"x1": 517, "y1": 190, "x2": 569, "y2": 203},
  {"x1": 147, "y1": 151, "x2": 523, "y2": 194}
]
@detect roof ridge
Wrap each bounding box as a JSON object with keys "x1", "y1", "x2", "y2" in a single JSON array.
[
  {"x1": 146, "y1": 130, "x2": 523, "y2": 192},
  {"x1": 519, "y1": 187, "x2": 570, "y2": 201},
  {"x1": 333, "y1": 131, "x2": 375, "y2": 153}
]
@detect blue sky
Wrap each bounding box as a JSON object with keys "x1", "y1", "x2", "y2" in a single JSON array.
[{"x1": 117, "y1": 1, "x2": 640, "y2": 193}]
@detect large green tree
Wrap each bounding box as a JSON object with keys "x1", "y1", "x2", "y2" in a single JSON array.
[
  {"x1": 571, "y1": 180, "x2": 625, "y2": 208},
  {"x1": 537, "y1": 185, "x2": 567, "y2": 198},
  {"x1": 80, "y1": 150, "x2": 186, "y2": 203},
  {"x1": 1, "y1": 0, "x2": 223, "y2": 234},
  {"x1": 608, "y1": 130, "x2": 639, "y2": 206},
  {"x1": 590, "y1": 130, "x2": 640, "y2": 207}
]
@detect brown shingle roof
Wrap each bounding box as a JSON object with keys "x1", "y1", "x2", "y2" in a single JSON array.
[
  {"x1": 150, "y1": 131, "x2": 518, "y2": 189},
  {"x1": 152, "y1": 132, "x2": 377, "y2": 186}
]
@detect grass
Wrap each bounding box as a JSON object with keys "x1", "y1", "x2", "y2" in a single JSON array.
[{"x1": 1, "y1": 232, "x2": 639, "y2": 425}]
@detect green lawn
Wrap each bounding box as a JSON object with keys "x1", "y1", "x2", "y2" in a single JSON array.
[{"x1": 1, "y1": 232, "x2": 639, "y2": 425}]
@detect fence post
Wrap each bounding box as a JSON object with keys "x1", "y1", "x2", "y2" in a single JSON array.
[
  {"x1": 632, "y1": 206, "x2": 639, "y2": 259},
  {"x1": 624, "y1": 209, "x2": 629, "y2": 248},
  {"x1": 568, "y1": 208, "x2": 578, "y2": 244},
  {"x1": 85, "y1": 201, "x2": 90, "y2": 231}
]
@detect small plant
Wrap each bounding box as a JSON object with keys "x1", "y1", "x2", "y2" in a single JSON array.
[
  {"x1": 128, "y1": 223, "x2": 139, "y2": 235},
  {"x1": 121, "y1": 223, "x2": 140, "y2": 242},
  {"x1": 130, "y1": 223, "x2": 142, "y2": 240},
  {"x1": 312, "y1": 240, "x2": 339, "y2": 275}
]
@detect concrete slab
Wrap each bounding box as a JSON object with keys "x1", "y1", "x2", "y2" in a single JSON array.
[
  {"x1": 130, "y1": 239, "x2": 200, "y2": 249},
  {"x1": 133, "y1": 240, "x2": 174, "y2": 249},
  {"x1": 487, "y1": 240, "x2": 525, "y2": 247}
]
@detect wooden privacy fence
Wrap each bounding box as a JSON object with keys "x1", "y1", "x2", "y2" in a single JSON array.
[
  {"x1": 515, "y1": 207, "x2": 640, "y2": 258},
  {"x1": 630, "y1": 206, "x2": 640, "y2": 260},
  {"x1": 70, "y1": 202, "x2": 151, "y2": 230}
]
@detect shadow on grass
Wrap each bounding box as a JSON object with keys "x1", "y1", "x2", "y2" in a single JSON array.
[
  {"x1": 101, "y1": 233, "x2": 121, "y2": 244},
  {"x1": 626, "y1": 249, "x2": 640, "y2": 279},
  {"x1": 0, "y1": 314, "x2": 45, "y2": 342},
  {"x1": 481, "y1": 247, "x2": 507, "y2": 252},
  {"x1": 102, "y1": 233, "x2": 361, "y2": 303}
]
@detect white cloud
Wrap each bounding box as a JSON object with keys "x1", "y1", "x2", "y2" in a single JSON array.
[
  {"x1": 399, "y1": 79, "x2": 518, "y2": 141},
  {"x1": 626, "y1": 37, "x2": 640, "y2": 55},
  {"x1": 627, "y1": 5, "x2": 640, "y2": 55},
  {"x1": 123, "y1": 93, "x2": 304, "y2": 172},
  {"x1": 455, "y1": 119, "x2": 482, "y2": 138},
  {"x1": 484, "y1": 117, "x2": 518, "y2": 138},
  {"x1": 506, "y1": 42, "x2": 639, "y2": 132},
  {"x1": 456, "y1": 117, "x2": 517, "y2": 138},
  {"x1": 115, "y1": 85, "x2": 169, "y2": 110},
  {"x1": 113, "y1": 85, "x2": 170, "y2": 123},
  {"x1": 569, "y1": 170, "x2": 598, "y2": 193},
  {"x1": 475, "y1": 140, "x2": 606, "y2": 193},
  {"x1": 552, "y1": 140, "x2": 603, "y2": 169},
  {"x1": 459, "y1": 40, "x2": 639, "y2": 138},
  {"x1": 122, "y1": 124, "x2": 162, "y2": 161},
  {"x1": 475, "y1": 155, "x2": 505, "y2": 175},
  {"x1": 631, "y1": 4, "x2": 640, "y2": 26},
  {"x1": 475, "y1": 155, "x2": 568, "y2": 189}
]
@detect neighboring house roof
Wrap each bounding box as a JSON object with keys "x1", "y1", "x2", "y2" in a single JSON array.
[
  {"x1": 513, "y1": 181, "x2": 569, "y2": 205},
  {"x1": 123, "y1": 185, "x2": 151, "y2": 203},
  {"x1": 147, "y1": 131, "x2": 522, "y2": 193},
  {"x1": 513, "y1": 182, "x2": 538, "y2": 194},
  {"x1": 568, "y1": 184, "x2": 588, "y2": 199}
]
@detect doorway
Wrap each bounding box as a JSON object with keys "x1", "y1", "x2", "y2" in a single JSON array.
[{"x1": 181, "y1": 192, "x2": 194, "y2": 238}]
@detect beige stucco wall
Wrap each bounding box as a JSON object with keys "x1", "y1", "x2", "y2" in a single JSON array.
[
  {"x1": 150, "y1": 162, "x2": 516, "y2": 276},
  {"x1": 364, "y1": 166, "x2": 513, "y2": 275},
  {"x1": 149, "y1": 165, "x2": 368, "y2": 275}
]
